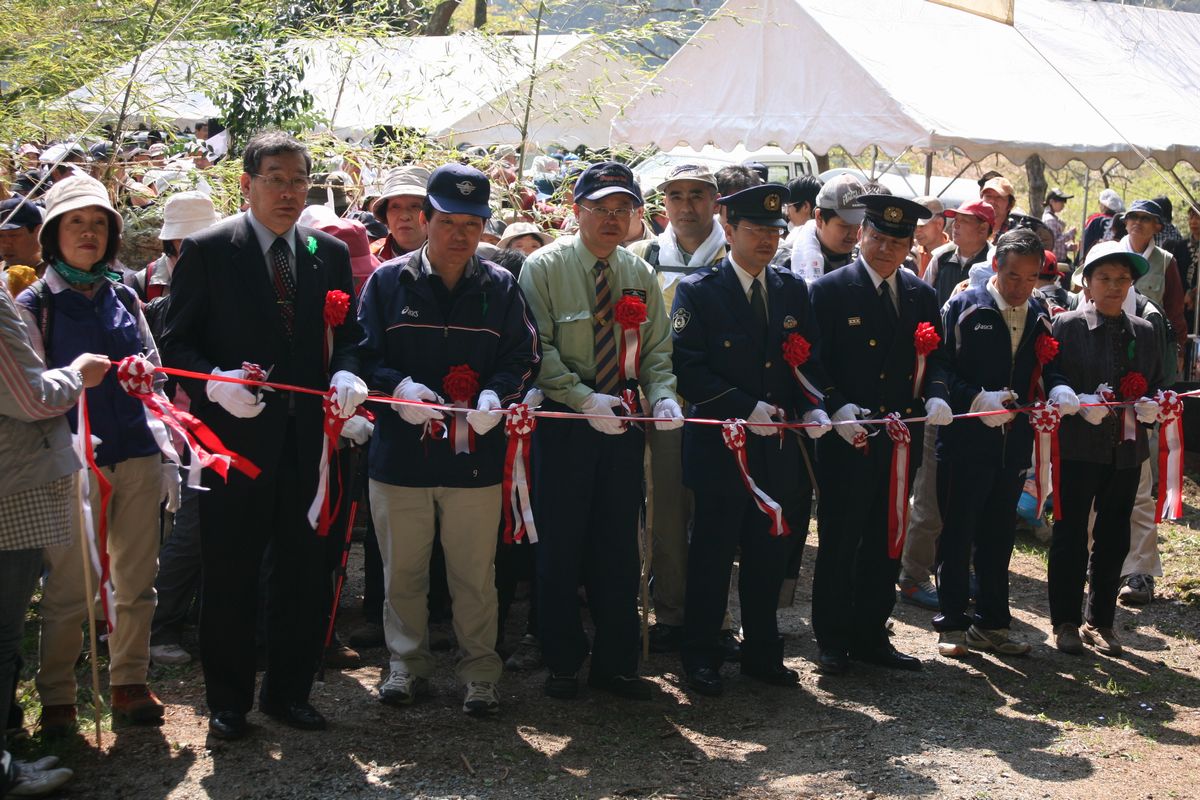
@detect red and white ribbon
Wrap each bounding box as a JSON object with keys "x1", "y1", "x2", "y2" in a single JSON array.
[
  {"x1": 307, "y1": 391, "x2": 372, "y2": 536},
  {"x1": 620, "y1": 387, "x2": 642, "y2": 431},
  {"x1": 1155, "y1": 389, "x2": 1185, "y2": 522},
  {"x1": 501, "y1": 403, "x2": 538, "y2": 543},
  {"x1": 1029, "y1": 403, "x2": 1063, "y2": 522},
  {"x1": 619, "y1": 324, "x2": 640, "y2": 382},
  {"x1": 721, "y1": 420, "x2": 790, "y2": 536},
  {"x1": 884, "y1": 413, "x2": 911, "y2": 558},
  {"x1": 912, "y1": 322, "x2": 940, "y2": 398},
  {"x1": 75, "y1": 397, "x2": 116, "y2": 635},
  {"x1": 448, "y1": 404, "x2": 475, "y2": 454}
]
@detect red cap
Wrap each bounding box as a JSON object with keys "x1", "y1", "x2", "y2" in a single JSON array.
[
  {"x1": 944, "y1": 199, "x2": 996, "y2": 229},
  {"x1": 1040, "y1": 249, "x2": 1060, "y2": 277}
]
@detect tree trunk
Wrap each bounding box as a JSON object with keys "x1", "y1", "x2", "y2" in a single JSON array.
[
  {"x1": 425, "y1": 0, "x2": 460, "y2": 34},
  {"x1": 815, "y1": 152, "x2": 830, "y2": 174},
  {"x1": 473, "y1": 0, "x2": 486, "y2": 28},
  {"x1": 1026, "y1": 154, "x2": 1047, "y2": 218}
]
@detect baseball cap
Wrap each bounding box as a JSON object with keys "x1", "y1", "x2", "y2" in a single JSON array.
[
  {"x1": 1040, "y1": 249, "x2": 1060, "y2": 279},
  {"x1": 815, "y1": 174, "x2": 866, "y2": 225},
  {"x1": 945, "y1": 199, "x2": 997, "y2": 229},
  {"x1": 1098, "y1": 188, "x2": 1125, "y2": 214},
  {"x1": 981, "y1": 176, "x2": 1015, "y2": 199},
  {"x1": 655, "y1": 163, "x2": 718, "y2": 193},
  {"x1": 426, "y1": 164, "x2": 492, "y2": 219},
  {"x1": 0, "y1": 196, "x2": 44, "y2": 231},
  {"x1": 573, "y1": 161, "x2": 644, "y2": 206},
  {"x1": 1046, "y1": 187, "x2": 1073, "y2": 202},
  {"x1": 913, "y1": 195, "x2": 944, "y2": 225},
  {"x1": 1126, "y1": 199, "x2": 1164, "y2": 223}
]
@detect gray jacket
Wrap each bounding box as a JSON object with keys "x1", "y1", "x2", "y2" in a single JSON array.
[{"x1": 0, "y1": 288, "x2": 83, "y2": 501}]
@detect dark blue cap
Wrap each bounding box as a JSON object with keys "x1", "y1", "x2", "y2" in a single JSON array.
[
  {"x1": 717, "y1": 183, "x2": 788, "y2": 228},
  {"x1": 859, "y1": 194, "x2": 932, "y2": 238},
  {"x1": 573, "y1": 161, "x2": 643, "y2": 206},
  {"x1": 1127, "y1": 199, "x2": 1164, "y2": 223},
  {"x1": 426, "y1": 164, "x2": 492, "y2": 219},
  {"x1": 0, "y1": 196, "x2": 43, "y2": 230}
]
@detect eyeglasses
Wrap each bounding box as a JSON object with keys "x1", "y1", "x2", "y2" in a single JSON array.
[
  {"x1": 579, "y1": 204, "x2": 637, "y2": 220},
  {"x1": 253, "y1": 174, "x2": 312, "y2": 193},
  {"x1": 734, "y1": 221, "x2": 783, "y2": 238}
]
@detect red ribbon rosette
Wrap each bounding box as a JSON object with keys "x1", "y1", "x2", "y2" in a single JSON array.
[
  {"x1": 782, "y1": 332, "x2": 823, "y2": 405},
  {"x1": 1118, "y1": 371, "x2": 1148, "y2": 443},
  {"x1": 912, "y1": 321, "x2": 940, "y2": 397},
  {"x1": 322, "y1": 290, "x2": 351, "y2": 372},
  {"x1": 613, "y1": 294, "x2": 648, "y2": 382},
  {"x1": 884, "y1": 413, "x2": 912, "y2": 558},
  {"x1": 1155, "y1": 390, "x2": 1185, "y2": 522},
  {"x1": 1028, "y1": 333, "x2": 1059, "y2": 402},
  {"x1": 721, "y1": 420, "x2": 790, "y2": 536},
  {"x1": 502, "y1": 403, "x2": 538, "y2": 544},
  {"x1": 444, "y1": 364, "x2": 480, "y2": 454},
  {"x1": 1029, "y1": 402, "x2": 1063, "y2": 521}
]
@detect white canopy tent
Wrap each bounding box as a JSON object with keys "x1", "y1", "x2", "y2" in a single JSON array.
[
  {"x1": 610, "y1": 0, "x2": 1200, "y2": 170},
  {"x1": 63, "y1": 32, "x2": 641, "y2": 148}
]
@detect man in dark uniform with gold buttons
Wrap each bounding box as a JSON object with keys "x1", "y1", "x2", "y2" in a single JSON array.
[
  {"x1": 670, "y1": 184, "x2": 832, "y2": 696},
  {"x1": 809, "y1": 194, "x2": 947, "y2": 675}
]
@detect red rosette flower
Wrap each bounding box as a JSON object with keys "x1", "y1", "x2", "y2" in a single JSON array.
[
  {"x1": 443, "y1": 364, "x2": 480, "y2": 404},
  {"x1": 1034, "y1": 333, "x2": 1059, "y2": 365},
  {"x1": 1119, "y1": 371, "x2": 1148, "y2": 401},
  {"x1": 613, "y1": 294, "x2": 648, "y2": 328},
  {"x1": 782, "y1": 333, "x2": 812, "y2": 368},
  {"x1": 324, "y1": 290, "x2": 351, "y2": 327},
  {"x1": 914, "y1": 321, "x2": 940, "y2": 356}
]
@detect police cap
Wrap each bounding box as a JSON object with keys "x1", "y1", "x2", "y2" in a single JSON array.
[
  {"x1": 717, "y1": 183, "x2": 788, "y2": 229},
  {"x1": 859, "y1": 194, "x2": 931, "y2": 238}
]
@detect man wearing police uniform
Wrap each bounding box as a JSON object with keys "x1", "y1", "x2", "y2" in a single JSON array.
[
  {"x1": 671, "y1": 184, "x2": 832, "y2": 696},
  {"x1": 809, "y1": 195, "x2": 948, "y2": 675}
]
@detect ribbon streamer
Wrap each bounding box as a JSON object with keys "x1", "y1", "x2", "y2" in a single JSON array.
[
  {"x1": 1156, "y1": 390, "x2": 1185, "y2": 522},
  {"x1": 501, "y1": 403, "x2": 538, "y2": 543},
  {"x1": 1030, "y1": 403, "x2": 1064, "y2": 522},
  {"x1": 721, "y1": 420, "x2": 790, "y2": 536},
  {"x1": 75, "y1": 398, "x2": 116, "y2": 635},
  {"x1": 884, "y1": 413, "x2": 911, "y2": 558},
  {"x1": 307, "y1": 391, "x2": 373, "y2": 536}
]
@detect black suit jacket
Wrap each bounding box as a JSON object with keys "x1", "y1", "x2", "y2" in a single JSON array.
[
  {"x1": 671, "y1": 258, "x2": 826, "y2": 496},
  {"x1": 160, "y1": 214, "x2": 363, "y2": 484}
]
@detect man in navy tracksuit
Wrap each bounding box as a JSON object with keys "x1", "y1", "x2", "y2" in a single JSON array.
[
  {"x1": 357, "y1": 165, "x2": 540, "y2": 716},
  {"x1": 928, "y1": 228, "x2": 1071, "y2": 658}
]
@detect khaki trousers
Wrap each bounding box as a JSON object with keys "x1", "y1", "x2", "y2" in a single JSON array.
[
  {"x1": 38, "y1": 455, "x2": 161, "y2": 704},
  {"x1": 369, "y1": 481, "x2": 502, "y2": 683}
]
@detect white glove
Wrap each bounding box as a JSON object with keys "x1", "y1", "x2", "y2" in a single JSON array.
[
  {"x1": 520, "y1": 387, "x2": 545, "y2": 407},
  {"x1": 652, "y1": 397, "x2": 684, "y2": 431},
  {"x1": 1077, "y1": 394, "x2": 1109, "y2": 426},
  {"x1": 1134, "y1": 397, "x2": 1159, "y2": 424},
  {"x1": 924, "y1": 397, "x2": 953, "y2": 427},
  {"x1": 466, "y1": 390, "x2": 504, "y2": 436},
  {"x1": 329, "y1": 370, "x2": 368, "y2": 418},
  {"x1": 161, "y1": 462, "x2": 181, "y2": 513},
  {"x1": 746, "y1": 401, "x2": 780, "y2": 436},
  {"x1": 801, "y1": 408, "x2": 832, "y2": 439},
  {"x1": 341, "y1": 415, "x2": 374, "y2": 445},
  {"x1": 971, "y1": 389, "x2": 1017, "y2": 428},
  {"x1": 581, "y1": 392, "x2": 626, "y2": 435},
  {"x1": 206, "y1": 367, "x2": 266, "y2": 419},
  {"x1": 1047, "y1": 385, "x2": 1080, "y2": 416},
  {"x1": 393, "y1": 377, "x2": 444, "y2": 426},
  {"x1": 831, "y1": 403, "x2": 868, "y2": 446}
]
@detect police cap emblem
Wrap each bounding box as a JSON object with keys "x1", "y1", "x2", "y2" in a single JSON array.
[
  {"x1": 456, "y1": 180, "x2": 477, "y2": 196},
  {"x1": 883, "y1": 205, "x2": 903, "y2": 223},
  {"x1": 783, "y1": 315, "x2": 798, "y2": 330},
  {"x1": 764, "y1": 192, "x2": 782, "y2": 212}
]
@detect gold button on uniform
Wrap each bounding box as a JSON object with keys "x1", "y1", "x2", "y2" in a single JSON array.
[
  {"x1": 764, "y1": 361, "x2": 772, "y2": 368},
  {"x1": 879, "y1": 373, "x2": 886, "y2": 380},
  {"x1": 724, "y1": 340, "x2": 731, "y2": 348},
  {"x1": 868, "y1": 339, "x2": 877, "y2": 347}
]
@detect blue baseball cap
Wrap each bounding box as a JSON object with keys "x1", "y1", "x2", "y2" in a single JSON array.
[
  {"x1": 573, "y1": 161, "x2": 643, "y2": 206},
  {"x1": 1126, "y1": 199, "x2": 1164, "y2": 223},
  {"x1": 0, "y1": 196, "x2": 43, "y2": 231},
  {"x1": 426, "y1": 164, "x2": 492, "y2": 219}
]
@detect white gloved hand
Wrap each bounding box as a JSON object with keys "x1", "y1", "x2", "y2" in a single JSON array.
[
  {"x1": 924, "y1": 397, "x2": 953, "y2": 427},
  {"x1": 161, "y1": 462, "x2": 181, "y2": 513},
  {"x1": 341, "y1": 415, "x2": 374, "y2": 445},
  {"x1": 831, "y1": 403, "x2": 869, "y2": 446},
  {"x1": 206, "y1": 367, "x2": 266, "y2": 419},
  {"x1": 971, "y1": 389, "x2": 1017, "y2": 428},
  {"x1": 652, "y1": 397, "x2": 684, "y2": 431},
  {"x1": 393, "y1": 377, "x2": 444, "y2": 426},
  {"x1": 1048, "y1": 384, "x2": 1080, "y2": 416},
  {"x1": 746, "y1": 401, "x2": 781, "y2": 436},
  {"x1": 466, "y1": 390, "x2": 504, "y2": 436},
  {"x1": 581, "y1": 392, "x2": 626, "y2": 435},
  {"x1": 520, "y1": 387, "x2": 545, "y2": 407},
  {"x1": 802, "y1": 408, "x2": 832, "y2": 439},
  {"x1": 1077, "y1": 394, "x2": 1110, "y2": 426},
  {"x1": 329, "y1": 370, "x2": 368, "y2": 418},
  {"x1": 1134, "y1": 397, "x2": 1159, "y2": 424}
]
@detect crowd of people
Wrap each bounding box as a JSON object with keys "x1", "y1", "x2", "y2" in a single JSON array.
[{"x1": 0, "y1": 129, "x2": 1194, "y2": 798}]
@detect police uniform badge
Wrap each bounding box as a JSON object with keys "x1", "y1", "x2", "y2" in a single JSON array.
[
  {"x1": 883, "y1": 205, "x2": 904, "y2": 224},
  {"x1": 672, "y1": 307, "x2": 691, "y2": 333},
  {"x1": 622, "y1": 288, "x2": 648, "y2": 302},
  {"x1": 783, "y1": 315, "x2": 798, "y2": 330}
]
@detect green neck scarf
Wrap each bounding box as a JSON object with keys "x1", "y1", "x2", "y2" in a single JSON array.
[{"x1": 51, "y1": 258, "x2": 121, "y2": 286}]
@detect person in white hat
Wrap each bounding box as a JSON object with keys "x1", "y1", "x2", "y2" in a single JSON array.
[
  {"x1": 13, "y1": 174, "x2": 173, "y2": 732},
  {"x1": 130, "y1": 191, "x2": 221, "y2": 303},
  {"x1": 496, "y1": 221, "x2": 553, "y2": 255},
  {"x1": 369, "y1": 166, "x2": 431, "y2": 262},
  {"x1": 1082, "y1": 188, "x2": 1126, "y2": 259}
]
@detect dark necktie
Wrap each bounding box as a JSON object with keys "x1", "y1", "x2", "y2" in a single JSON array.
[
  {"x1": 269, "y1": 237, "x2": 296, "y2": 338},
  {"x1": 880, "y1": 279, "x2": 898, "y2": 325},
  {"x1": 593, "y1": 260, "x2": 620, "y2": 394},
  {"x1": 749, "y1": 279, "x2": 768, "y2": 345}
]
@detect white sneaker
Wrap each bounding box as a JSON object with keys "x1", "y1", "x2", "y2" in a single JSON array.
[
  {"x1": 149, "y1": 644, "x2": 192, "y2": 665},
  {"x1": 462, "y1": 681, "x2": 500, "y2": 716},
  {"x1": 937, "y1": 630, "x2": 968, "y2": 658},
  {"x1": 378, "y1": 670, "x2": 428, "y2": 706},
  {"x1": 9, "y1": 760, "x2": 74, "y2": 798}
]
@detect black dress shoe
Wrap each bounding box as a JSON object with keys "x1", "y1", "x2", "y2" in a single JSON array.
[
  {"x1": 260, "y1": 700, "x2": 327, "y2": 730},
  {"x1": 686, "y1": 667, "x2": 723, "y2": 697},
  {"x1": 717, "y1": 630, "x2": 742, "y2": 663},
  {"x1": 208, "y1": 711, "x2": 247, "y2": 740},
  {"x1": 741, "y1": 662, "x2": 800, "y2": 686},
  {"x1": 816, "y1": 650, "x2": 850, "y2": 675},
  {"x1": 647, "y1": 623, "x2": 684, "y2": 654},
  {"x1": 587, "y1": 673, "x2": 654, "y2": 700},
  {"x1": 851, "y1": 645, "x2": 923, "y2": 672}
]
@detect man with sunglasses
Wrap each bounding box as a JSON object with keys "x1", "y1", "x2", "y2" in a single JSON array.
[{"x1": 518, "y1": 161, "x2": 681, "y2": 702}]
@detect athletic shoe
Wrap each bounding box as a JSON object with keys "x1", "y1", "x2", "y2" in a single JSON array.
[
  {"x1": 898, "y1": 579, "x2": 939, "y2": 610},
  {"x1": 462, "y1": 682, "x2": 500, "y2": 716},
  {"x1": 149, "y1": 643, "x2": 192, "y2": 666},
  {"x1": 504, "y1": 634, "x2": 543, "y2": 671},
  {"x1": 965, "y1": 625, "x2": 1031, "y2": 655},
  {"x1": 1080, "y1": 623, "x2": 1123, "y2": 656},
  {"x1": 1054, "y1": 623, "x2": 1084, "y2": 655},
  {"x1": 378, "y1": 671, "x2": 429, "y2": 706},
  {"x1": 8, "y1": 760, "x2": 74, "y2": 798},
  {"x1": 937, "y1": 630, "x2": 968, "y2": 658},
  {"x1": 1118, "y1": 574, "x2": 1154, "y2": 606}
]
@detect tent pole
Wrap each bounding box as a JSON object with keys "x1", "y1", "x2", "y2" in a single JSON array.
[{"x1": 924, "y1": 153, "x2": 933, "y2": 195}]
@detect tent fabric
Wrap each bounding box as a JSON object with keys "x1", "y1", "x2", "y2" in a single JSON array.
[
  {"x1": 610, "y1": 0, "x2": 1200, "y2": 169},
  {"x1": 63, "y1": 33, "x2": 639, "y2": 148}
]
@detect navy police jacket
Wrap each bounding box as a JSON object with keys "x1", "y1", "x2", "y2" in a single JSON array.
[
  {"x1": 357, "y1": 250, "x2": 540, "y2": 488},
  {"x1": 671, "y1": 259, "x2": 825, "y2": 496},
  {"x1": 929, "y1": 284, "x2": 1054, "y2": 469}
]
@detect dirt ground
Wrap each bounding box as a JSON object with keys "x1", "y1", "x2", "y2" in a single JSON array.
[{"x1": 13, "y1": 477, "x2": 1200, "y2": 800}]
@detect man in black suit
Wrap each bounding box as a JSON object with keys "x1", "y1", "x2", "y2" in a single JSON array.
[
  {"x1": 671, "y1": 184, "x2": 832, "y2": 696},
  {"x1": 809, "y1": 194, "x2": 949, "y2": 675},
  {"x1": 161, "y1": 132, "x2": 367, "y2": 739}
]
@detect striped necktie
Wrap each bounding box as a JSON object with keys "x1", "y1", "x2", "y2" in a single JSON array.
[
  {"x1": 270, "y1": 237, "x2": 296, "y2": 338},
  {"x1": 593, "y1": 260, "x2": 620, "y2": 394}
]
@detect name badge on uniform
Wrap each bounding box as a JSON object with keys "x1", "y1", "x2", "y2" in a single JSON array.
[
  {"x1": 848, "y1": 316, "x2": 862, "y2": 326},
  {"x1": 622, "y1": 289, "x2": 648, "y2": 302},
  {"x1": 783, "y1": 315, "x2": 798, "y2": 330}
]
